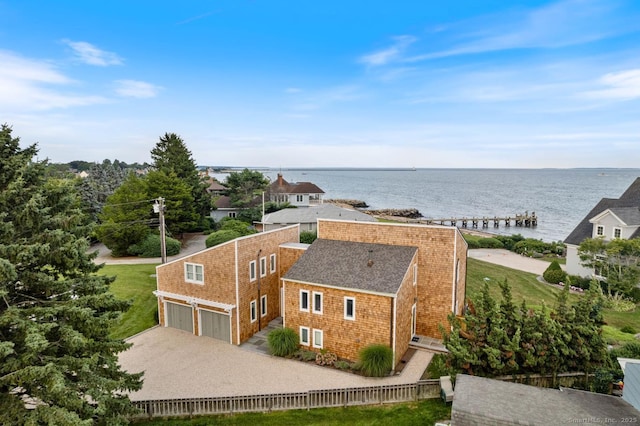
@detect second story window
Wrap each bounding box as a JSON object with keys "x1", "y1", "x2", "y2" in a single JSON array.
[
  {"x1": 596, "y1": 225, "x2": 604, "y2": 236},
  {"x1": 300, "y1": 290, "x2": 309, "y2": 312},
  {"x1": 249, "y1": 260, "x2": 256, "y2": 282},
  {"x1": 614, "y1": 228, "x2": 622, "y2": 239},
  {"x1": 185, "y1": 263, "x2": 204, "y2": 284},
  {"x1": 270, "y1": 253, "x2": 276, "y2": 273},
  {"x1": 260, "y1": 256, "x2": 267, "y2": 277},
  {"x1": 312, "y1": 291, "x2": 323, "y2": 314}
]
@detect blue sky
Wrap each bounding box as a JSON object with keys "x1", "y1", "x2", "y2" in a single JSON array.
[{"x1": 2, "y1": 0, "x2": 640, "y2": 168}]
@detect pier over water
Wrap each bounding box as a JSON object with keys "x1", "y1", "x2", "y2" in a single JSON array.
[{"x1": 377, "y1": 211, "x2": 538, "y2": 229}]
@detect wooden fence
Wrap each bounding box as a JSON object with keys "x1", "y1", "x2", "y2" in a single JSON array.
[
  {"x1": 132, "y1": 380, "x2": 441, "y2": 419},
  {"x1": 131, "y1": 372, "x2": 592, "y2": 419}
]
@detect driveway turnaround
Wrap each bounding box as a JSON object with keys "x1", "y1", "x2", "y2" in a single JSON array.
[{"x1": 118, "y1": 326, "x2": 432, "y2": 401}]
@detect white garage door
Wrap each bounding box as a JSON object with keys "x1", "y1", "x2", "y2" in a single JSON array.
[
  {"x1": 166, "y1": 302, "x2": 193, "y2": 333},
  {"x1": 200, "y1": 309, "x2": 231, "y2": 342}
]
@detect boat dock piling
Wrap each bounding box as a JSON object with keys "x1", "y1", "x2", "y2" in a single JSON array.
[{"x1": 412, "y1": 211, "x2": 538, "y2": 228}]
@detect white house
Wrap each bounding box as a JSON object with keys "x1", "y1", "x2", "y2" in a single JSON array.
[{"x1": 564, "y1": 178, "x2": 640, "y2": 277}]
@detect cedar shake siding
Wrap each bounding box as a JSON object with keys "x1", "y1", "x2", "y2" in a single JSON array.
[
  {"x1": 155, "y1": 225, "x2": 299, "y2": 344},
  {"x1": 316, "y1": 219, "x2": 467, "y2": 338},
  {"x1": 282, "y1": 239, "x2": 418, "y2": 367}
]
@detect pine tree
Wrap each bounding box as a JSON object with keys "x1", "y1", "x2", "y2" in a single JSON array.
[{"x1": 0, "y1": 125, "x2": 142, "y2": 424}]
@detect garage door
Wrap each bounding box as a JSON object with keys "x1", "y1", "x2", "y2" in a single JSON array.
[
  {"x1": 200, "y1": 309, "x2": 231, "y2": 342},
  {"x1": 166, "y1": 302, "x2": 193, "y2": 333}
]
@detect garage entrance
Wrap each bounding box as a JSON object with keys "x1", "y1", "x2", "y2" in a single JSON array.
[
  {"x1": 165, "y1": 302, "x2": 193, "y2": 333},
  {"x1": 200, "y1": 309, "x2": 231, "y2": 342}
]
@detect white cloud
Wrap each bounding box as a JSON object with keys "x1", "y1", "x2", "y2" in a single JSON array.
[
  {"x1": 0, "y1": 50, "x2": 107, "y2": 111},
  {"x1": 406, "y1": 0, "x2": 639, "y2": 61},
  {"x1": 359, "y1": 35, "x2": 416, "y2": 67},
  {"x1": 582, "y1": 69, "x2": 640, "y2": 100},
  {"x1": 64, "y1": 40, "x2": 123, "y2": 66},
  {"x1": 285, "y1": 87, "x2": 302, "y2": 94},
  {"x1": 114, "y1": 80, "x2": 162, "y2": 98}
]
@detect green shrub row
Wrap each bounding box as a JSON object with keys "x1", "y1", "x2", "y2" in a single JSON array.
[{"x1": 128, "y1": 233, "x2": 181, "y2": 257}]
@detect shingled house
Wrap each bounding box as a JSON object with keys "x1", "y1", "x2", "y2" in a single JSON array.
[
  {"x1": 154, "y1": 219, "x2": 466, "y2": 368},
  {"x1": 267, "y1": 173, "x2": 324, "y2": 207},
  {"x1": 565, "y1": 177, "x2": 640, "y2": 277}
]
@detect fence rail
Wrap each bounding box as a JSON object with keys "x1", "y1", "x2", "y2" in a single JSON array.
[
  {"x1": 132, "y1": 372, "x2": 591, "y2": 419},
  {"x1": 132, "y1": 380, "x2": 441, "y2": 419}
]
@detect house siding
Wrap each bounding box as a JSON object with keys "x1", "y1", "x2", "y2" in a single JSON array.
[
  {"x1": 394, "y1": 253, "x2": 419, "y2": 366},
  {"x1": 317, "y1": 219, "x2": 466, "y2": 338},
  {"x1": 155, "y1": 226, "x2": 299, "y2": 345},
  {"x1": 283, "y1": 280, "x2": 394, "y2": 363}
]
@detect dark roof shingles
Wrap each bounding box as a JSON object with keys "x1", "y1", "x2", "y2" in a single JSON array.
[{"x1": 283, "y1": 239, "x2": 417, "y2": 294}]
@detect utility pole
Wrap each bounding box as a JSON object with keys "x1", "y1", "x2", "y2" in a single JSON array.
[{"x1": 154, "y1": 197, "x2": 167, "y2": 264}]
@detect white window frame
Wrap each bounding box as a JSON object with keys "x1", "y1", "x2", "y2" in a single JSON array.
[
  {"x1": 596, "y1": 225, "x2": 604, "y2": 236},
  {"x1": 250, "y1": 300, "x2": 257, "y2": 323},
  {"x1": 613, "y1": 227, "x2": 622, "y2": 239},
  {"x1": 344, "y1": 296, "x2": 355, "y2": 321},
  {"x1": 300, "y1": 290, "x2": 309, "y2": 312},
  {"x1": 312, "y1": 291, "x2": 323, "y2": 314},
  {"x1": 260, "y1": 295, "x2": 267, "y2": 317},
  {"x1": 300, "y1": 326, "x2": 310, "y2": 346},
  {"x1": 313, "y1": 329, "x2": 323, "y2": 349},
  {"x1": 228, "y1": 212, "x2": 237, "y2": 218},
  {"x1": 185, "y1": 263, "x2": 204, "y2": 284},
  {"x1": 260, "y1": 256, "x2": 267, "y2": 278},
  {"x1": 270, "y1": 253, "x2": 276, "y2": 273},
  {"x1": 296, "y1": 194, "x2": 304, "y2": 202},
  {"x1": 249, "y1": 260, "x2": 256, "y2": 282}
]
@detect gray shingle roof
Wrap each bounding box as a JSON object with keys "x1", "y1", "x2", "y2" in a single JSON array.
[
  {"x1": 565, "y1": 177, "x2": 640, "y2": 245},
  {"x1": 283, "y1": 239, "x2": 417, "y2": 295},
  {"x1": 262, "y1": 203, "x2": 376, "y2": 225},
  {"x1": 609, "y1": 207, "x2": 640, "y2": 226},
  {"x1": 452, "y1": 374, "x2": 639, "y2": 425}
]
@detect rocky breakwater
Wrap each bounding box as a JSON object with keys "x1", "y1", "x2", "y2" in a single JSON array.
[
  {"x1": 365, "y1": 208, "x2": 422, "y2": 219},
  {"x1": 325, "y1": 199, "x2": 369, "y2": 208}
]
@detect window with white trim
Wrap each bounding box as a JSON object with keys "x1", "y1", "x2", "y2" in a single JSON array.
[
  {"x1": 344, "y1": 297, "x2": 355, "y2": 320},
  {"x1": 300, "y1": 290, "x2": 309, "y2": 312},
  {"x1": 249, "y1": 260, "x2": 256, "y2": 282},
  {"x1": 614, "y1": 227, "x2": 622, "y2": 239},
  {"x1": 250, "y1": 300, "x2": 257, "y2": 323},
  {"x1": 296, "y1": 195, "x2": 304, "y2": 202},
  {"x1": 260, "y1": 256, "x2": 267, "y2": 277},
  {"x1": 261, "y1": 295, "x2": 267, "y2": 317},
  {"x1": 185, "y1": 263, "x2": 204, "y2": 284},
  {"x1": 228, "y1": 212, "x2": 236, "y2": 218},
  {"x1": 596, "y1": 225, "x2": 604, "y2": 236},
  {"x1": 313, "y1": 329, "x2": 323, "y2": 348},
  {"x1": 300, "y1": 326, "x2": 310, "y2": 346},
  {"x1": 270, "y1": 253, "x2": 276, "y2": 273},
  {"x1": 312, "y1": 291, "x2": 323, "y2": 314}
]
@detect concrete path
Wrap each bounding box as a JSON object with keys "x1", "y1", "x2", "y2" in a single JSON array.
[
  {"x1": 119, "y1": 326, "x2": 432, "y2": 401},
  {"x1": 92, "y1": 233, "x2": 208, "y2": 265}
]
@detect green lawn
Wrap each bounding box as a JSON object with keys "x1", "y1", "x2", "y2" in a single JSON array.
[
  {"x1": 132, "y1": 399, "x2": 451, "y2": 426},
  {"x1": 100, "y1": 264, "x2": 159, "y2": 340},
  {"x1": 466, "y1": 257, "x2": 640, "y2": 345}
]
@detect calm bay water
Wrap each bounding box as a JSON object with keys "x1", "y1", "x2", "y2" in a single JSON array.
[{"x1": 260, "y1": 168, "x2": 640, "y2": 242}]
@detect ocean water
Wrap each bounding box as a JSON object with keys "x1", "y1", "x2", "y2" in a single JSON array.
[{"x1": 260, "y1": 168, "x2": 640, "y2": 242}]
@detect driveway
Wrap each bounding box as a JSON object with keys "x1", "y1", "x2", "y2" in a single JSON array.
[
  {"x1": 118, "y1": 326, "x2": 432, "y2": 401},
  {"x1": 468, "y1": 248, "x2": 563, "y2": 275},
  {"x1": 92, "y1": 233, "x2": 208, "y2": 265}
]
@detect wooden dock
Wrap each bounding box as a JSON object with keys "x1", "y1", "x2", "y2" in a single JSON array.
[{"x1": 398, "y1": 211, "x2": 538, "y2": 229}]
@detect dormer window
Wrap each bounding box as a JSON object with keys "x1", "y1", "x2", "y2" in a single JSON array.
[
  {"x1": 596, "y1": 225, "x2": 604, "y2": 236},
  {"x1": 614, "y1": 227, "x2": 622, "y2": 239}
]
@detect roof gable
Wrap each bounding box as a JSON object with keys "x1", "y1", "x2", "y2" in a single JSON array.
[
  {"x1": 565, "y1": 177, "x2": 640, "y2": 245},
  {"x1": 262, "y1": 203, "x2": 375, "y2": 224},
  {"x1": 283, "y1": 239, "x2": 417, "y2": 295}
]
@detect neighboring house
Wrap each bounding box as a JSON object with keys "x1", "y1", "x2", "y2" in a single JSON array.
[
  {"x1": 211, "y1": 195, "x2": 263, "y2": 222},
  {"x1": 619, "y1": 358, "x2": 640, "y2": 410},
  {"x1": 257, "y1": 203, "x2": 376, "y2": 232},
  {"x1": 154, "y1": 219, "x2": 466, "y2": 370},
  {"x1": 564, "y1": 178, "x2": 640, "y2": 277},
  {"x1": 267, "y1": 173, "x2": 324, "y2": 207},
  {"x1": 205, "y1": 177, "x2": 226, "y2": 196},
  {"x1": 451, "y1": 374, "x2": 639, "y2": 425}
]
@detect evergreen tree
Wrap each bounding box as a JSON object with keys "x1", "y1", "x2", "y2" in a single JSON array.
[
  {"x1": 150, "y1": 133, "x2": 211, "y2": 228},
  {"x1": 0, "y1": 125, "x2": 142, "y2": 424},
  {"x1": 146, "y1": 170, "x2": 197, "y2": 236},
  {"x1": 224, "y1": 168, "x2": 270, "y2": 208},
  {"x1": 77, "y1": 160, "x2": 130, "y2": 223}
]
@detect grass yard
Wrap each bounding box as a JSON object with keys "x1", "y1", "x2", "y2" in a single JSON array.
[
  {"x1": 466, "y1": 257, "x2": 640, "y2": 345},
  {"x1": 132, "y1": 399, "x2": 451, "y2": 426},
  {"x1": 99, "y1": 264, "x2": 159, "y2": 340}
]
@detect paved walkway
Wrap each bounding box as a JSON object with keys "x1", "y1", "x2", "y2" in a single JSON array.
[
  {"x1": 92, "y1": 233, "x2": 208, "y2": 265},
  {"x1": 468, "y1": 248, "x2": 563, "y2": 275},
  {"x1": 118, "y1": 326, "x2": 433, "y2": 401}
]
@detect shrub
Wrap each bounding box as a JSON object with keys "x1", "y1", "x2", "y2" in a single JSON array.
[
  {"x1": 358, "y1": 344, "x2": 393, "y2": 377},
  {"x1": 219, "y1": 218, "x2": 257, "y2": 236},
  {"x1": 621, "y1": 325, "x2": 637, "y2": 334},
  {"x1": 477, "y1": 237, "x2": 504, "y2": 249},
  {"x1": 300, "y1": 231, "x2": 317, "y2": 244},
  {"x1": 592, "y1": 368, "x2": 614, "y2": 394},
  {"x1": 464, "y1": 236, "x2": 480, "y2": 249},
  {"x1": 543, "y1": 260, "x2": 566, "y2": 284},
  {"x1": 316, "y1": 350, "x2": 338, "y2": 366},
  {"x1": 128, "y1": 233, "x2": 181, "y2": 257},
  {"x1": 205, "y1": 229, "x2": 241, "y2": 248},
  {"x1": 296, "y1": 349, "x2": 318, "y2": 362},
  {"x1": 424, "y1": 353, "x2": 449, "y2": 379},
  {"x1": 267, "y1": 328, "x2": 299, "y2": 357},
  {"x1": 334, "y1": 360, "x2": 351, "y2": 370}
]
